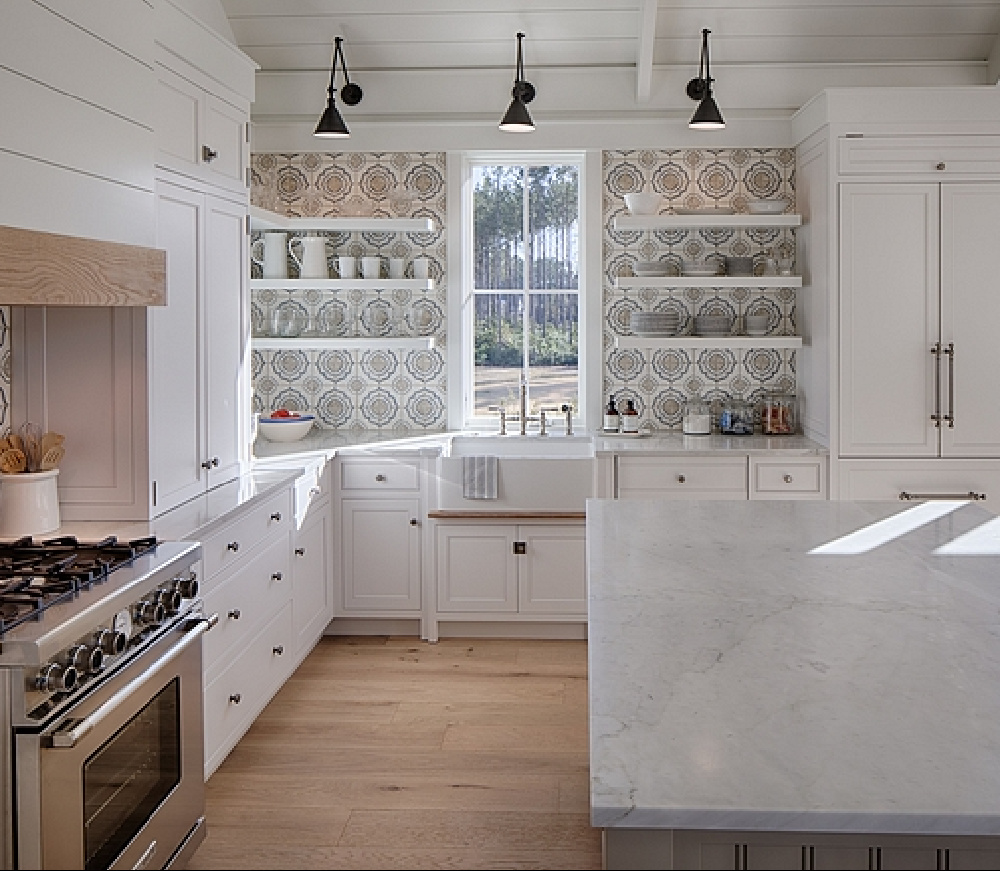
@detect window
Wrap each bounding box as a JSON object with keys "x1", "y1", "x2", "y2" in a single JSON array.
[{"x1": 463, "y1": 155, "x2": 582, "y2": 428}]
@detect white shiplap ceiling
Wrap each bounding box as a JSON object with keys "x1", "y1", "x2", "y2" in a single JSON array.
[{"x1": 219, "y1": 0, "x2": 1000, "y2": 128}]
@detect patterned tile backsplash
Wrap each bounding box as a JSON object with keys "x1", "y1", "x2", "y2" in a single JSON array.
[
  {"x1": 603, "y1": 148, "x2": 798, "y2": 430},
  {"x1": 250, "y1": 152, "x2": 449, "y2": 431},
  {"x1": 249, "y1": 147, "x2": 798, "y2": 432}
]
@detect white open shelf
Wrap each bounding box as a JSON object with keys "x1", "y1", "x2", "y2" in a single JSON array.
[
  {"x1": 250, "y1": 206, "x2": 437, "y2": 233},
  {"x1": 250, "y1": 278, "x2": 436, "y2": 290},
  {"x1": 615, "y1": 335, "x2": 803, "y2": 350},
  {"x1": 253, "y1": 336, "x2": 437, "y2": 350},
  {"x1": 615, "y1": 276, "x2": 801, "y2": 289},
  {"x1": 613, "y1": 214, "x2": 802, "y2": 230}
]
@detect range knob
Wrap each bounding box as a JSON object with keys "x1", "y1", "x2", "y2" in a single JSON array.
[
  {"x1": 135, "y1": 598, "x2": 165, "y2": 626},
  {"x1": 66, "y1": 644, "x2": 103, "y2": 675},
  {"x1": 176, "y1": 571, "x2": 199, "y2": 599},
  {"x1": 156, "y1": 587, "x2": 184, "y2": 614},
  {"x1": 35, "y1": 663, "x2": 77, "y2": 693},
  {"x1": 95, "y1": 628, "x2": 128, "y2": 656}
]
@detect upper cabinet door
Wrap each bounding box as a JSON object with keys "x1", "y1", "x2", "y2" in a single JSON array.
[
  {"x1": 940, "y1": 183, "x2": 1000, "y2": 458},
  {"x1": 839, "y1": 183, "x2": 940, "y2": 458}
]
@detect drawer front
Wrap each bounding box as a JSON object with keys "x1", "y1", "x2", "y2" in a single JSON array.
[
  {"x1": 751, "y1": 458, "x2": 828, "y2": 500},
  {"x1": 838, "y1": 135, "x2": 1000, "y2": 177},
  {"x1": 203, "y1": 601, "x2": 294, "y2": 777},
  {"x1": 203, "y1": 534, "x2": 291, "y2": 683},
  {"x1": 836, "y1": 460, "x2": 1000, "y2": 514},
  {"x1": 617, "y1": 456, "x2": 747, "y2": 499},
  {"x1": 340, "y1": 458, "x2": 421, "y2": 491},
  {"x1": 201, "y1": 487, "x2": 293, "y2": 582}
]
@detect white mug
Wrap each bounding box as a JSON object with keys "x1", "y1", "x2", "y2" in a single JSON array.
[
  {"x1": 388, "y1": 258, "x2": 405, "y2": 279},
  {"x1": 412, "y1": 257, "x2": 430, "y2": 280},
  {"x1": 250, "y1": 231, "x2": 289, "y2": 279},
  {"x1": 288, "y1": 234, "x2": 330, "y2": 279},
  {"x1": 362, "y1": 256, "x2": 382, "y2": 279},
  {"x1": 337, "y1": 255, "x2": 357, "y2": 279}
]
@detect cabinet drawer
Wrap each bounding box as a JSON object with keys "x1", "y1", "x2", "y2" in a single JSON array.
[
  {"x1": 751, "y1": 458, "x2": 828, "y2": 500},
  {"x1": 340, "y1": 458, "x2": 421, "y2": 491},
  {"x1": 838, "y1": 135, "x2": 1000, "y2": 177},
  {"x1": 201, "y1": 487, "x2": 292, "y2": 582},
  {"x1": 617, "y1": 456, "x2": 747, "y2": 499},
  {"x1": 203, "y1": 534, "x2": 291, "y2": 684},
  {"x1": 203, "y1": 601, "x2": 294, "y2": 777},
  {"x1": 837, "y1": 459, "x2": 1000, "y2": 514}
]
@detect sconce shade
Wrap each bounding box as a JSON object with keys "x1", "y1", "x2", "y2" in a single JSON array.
[
  {"x1": 690, "y1": 93, "x2": 725, "y2": 129},
  {"x1": 315, "y1": 36, "x2": 361, "y2": 138},
  {"x1": 500, "y1": 32, "x2": 535, "y2": 132}
]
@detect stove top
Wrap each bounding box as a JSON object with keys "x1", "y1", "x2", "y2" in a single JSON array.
[{"x1": 0, "y1": 536, "x2": 160, "y2": 635}]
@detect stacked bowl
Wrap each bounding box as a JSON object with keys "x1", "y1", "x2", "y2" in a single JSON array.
[
  {"x1": 630, "y1": 310, "x2": 680, "y2": 337},
  {"x1": 634, "y1": 260, "x2": 670, "y2": 277},
  {"x1": 694, "y1": 314, "x2": 733, "y2": 337}
]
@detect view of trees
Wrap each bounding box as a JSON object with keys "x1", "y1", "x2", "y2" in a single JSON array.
[{"x1": 472, "y1": 164, "x2": 580, "y2": 371}]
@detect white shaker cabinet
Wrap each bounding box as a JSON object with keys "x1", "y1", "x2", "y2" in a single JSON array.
[{"x1": 839, "y1": 182, "x2": 1000, "y2": 459}]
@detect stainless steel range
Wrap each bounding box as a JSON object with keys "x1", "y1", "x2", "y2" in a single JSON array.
[{"x1": 0, "y1": 535, "x2": 213, "y2": 870}]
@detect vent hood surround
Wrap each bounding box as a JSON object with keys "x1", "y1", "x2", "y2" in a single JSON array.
[{"x1": 0, "y1": 224, "x2": 166, "y2": 306}]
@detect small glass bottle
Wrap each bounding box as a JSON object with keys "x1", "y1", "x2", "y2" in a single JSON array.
[
  {"x1": 603, "y1": 395, "x2": 620, "y2": 433},
  {"x1": 621, "y1": 399, "x2": 640, "y2": 433},
  {"x1": 761, "y1": 392, "x2": 797, "y2": 435},
  {"x1": 682, "y1": 397, "x2": 712, "y2": 435}
]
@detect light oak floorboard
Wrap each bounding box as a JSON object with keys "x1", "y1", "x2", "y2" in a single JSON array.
[{"x1": 186, "y1": 636, "x2": 602, "y2": 870}]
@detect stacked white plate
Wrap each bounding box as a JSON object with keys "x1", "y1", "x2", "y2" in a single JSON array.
[
  {"x1": 681, "y1": 260, "x2": 722, "y2": 277},
  {"x1": 748, "y1": 198, "x2": 789, "y2": 215},
  {"x1": 631, "y1": 310, "x2": 680, "y2": 337},
  {"x1": 634, "y1": 261, "x2": 670, "y2": 277},
  {"x1": 694, "y1": 314, "x2": 733, "y2": 336}
]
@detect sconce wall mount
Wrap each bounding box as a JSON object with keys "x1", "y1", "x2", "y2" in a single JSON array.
[{"x1": 315, "y1": 36, "x2": 362, "y2": 138}]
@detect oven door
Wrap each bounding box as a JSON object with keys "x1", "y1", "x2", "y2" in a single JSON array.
[{"x1": 15, "y1": 612, "x2": 214, "y2": 871}]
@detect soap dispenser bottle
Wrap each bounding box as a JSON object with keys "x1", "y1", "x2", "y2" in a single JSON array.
[
  {"x1": 603, "y1": 395, "x2": 620, "y2": 433},
  {"x1": 621, "y1": 399, "x2": 640, "y2": 433}
]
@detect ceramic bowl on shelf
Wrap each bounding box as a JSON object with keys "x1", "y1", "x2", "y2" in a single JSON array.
[
  {"x1": 624, "y1": 193, "x2": 662, "y2": 216},
  {"x1": 748, "y1": 198, "x2": 790, "y2": 215},
  {"x1": 258, "y1": 415, "x2": 315, "y2": 442},
  {"x1": 634, "y1": 260, "x2": 670, "y2": 276}
]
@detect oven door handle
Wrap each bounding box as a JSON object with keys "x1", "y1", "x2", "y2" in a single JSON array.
[{"x1": 50, "y1": 613, "x2": 218, "y2": 749}]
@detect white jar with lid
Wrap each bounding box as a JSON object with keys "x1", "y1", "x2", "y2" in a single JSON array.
[{"x1": 682, "y1": 398, "x2": 712, "y2": 435}]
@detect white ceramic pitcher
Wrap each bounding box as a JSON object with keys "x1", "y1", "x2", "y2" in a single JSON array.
[
  {"x1": 250, "y1": 231, "x2": 289, "y2": 279},
  {"x1": 288, "y1": 234, "x2": 330, "y2": 279}
]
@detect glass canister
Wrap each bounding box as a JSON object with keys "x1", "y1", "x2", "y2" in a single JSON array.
[
  {"x1": 720, "y1": 398, "x2": 754, "y2": 435},
  {"x1": 682, "y1": 397, "x2": 712, "y2": 435},
  {"x1": 761, "y1": 392, "x2": 797, "y2": 435}
]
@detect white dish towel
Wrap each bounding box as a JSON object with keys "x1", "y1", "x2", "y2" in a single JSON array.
[{"x1": 462, "y1": 455, "x2": 499, "y2": 500}]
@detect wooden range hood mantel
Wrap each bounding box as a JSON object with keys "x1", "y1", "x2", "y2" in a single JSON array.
[{"x1": 0, "y1": 224, "x2": 166, "y2": 306}]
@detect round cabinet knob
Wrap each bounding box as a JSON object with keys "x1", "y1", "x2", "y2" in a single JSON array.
[
  {"x1": 36, "y1": 663, "x2": 77, "y2": 693},
  {"x1": 270, "y1": 511, "x2": 282, "y2": 521},
  {"x1": 936, "y1": 162, "x2": 946, "y2": 171},
  {"x1": 783, "y1": 474, "x2": 793, "y2": 484},
  {"x1": 272, "y1": 645, "x2": 284, "y2": 656},
  {"x1": 375, "y1": 473, "x2": 387, "y2": 482},
  {"x1": 409, "y1": 517, "x2": 419, "y2": 526},
  {"x1": 677, "y1": 474, "x2": 686, "y2": 484},
  {"x1": 294, "y1": 547, "x2": 305, "y2": 557},
  {"x1": 229, "y1": 693, "x2": 242, "y2": 704},
  {"x1": 202, "y1": 145, "x2": 218, "y2": 162},
  {"x1": 228, "y1": 608, "x2": 241, "y2": 620},
  {"x1": 96, "y1": 628, "x2": 127, "y2": 656},
  {"x1": 227, "y1": 541, "x2": 240, "y2": 552},
  {"x1": 271, "y1": 571, "x2": 283, "y2": 582}
]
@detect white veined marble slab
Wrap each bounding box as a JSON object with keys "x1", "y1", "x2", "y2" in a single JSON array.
[{"x1": 586, "y1": 498, "x2": 1000, "y2": 835}]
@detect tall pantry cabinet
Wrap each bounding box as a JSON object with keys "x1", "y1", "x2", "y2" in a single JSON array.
[
  {"x1": 794, "y1": 88, "x2": 1000, "y2": 510},
  {"x1": 13, "y1": 2, "x2": 256, "y2": 520}
]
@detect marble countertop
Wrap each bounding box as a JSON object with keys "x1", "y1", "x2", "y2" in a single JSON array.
[
  {"x1": 587, "y1": 498, "x2": 1000, "y2": 835},
  {"x1": 595, "y1": 431, "x2": 826, "y2": 455}
]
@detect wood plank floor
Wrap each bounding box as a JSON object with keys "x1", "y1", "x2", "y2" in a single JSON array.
[{"x1": 185, "y1": 635, "x2": 603, "y2": 870}]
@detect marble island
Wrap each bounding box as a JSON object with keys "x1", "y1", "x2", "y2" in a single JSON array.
[{"x1": 586, "y1": 498, "x2": 1000, "y2": 870}]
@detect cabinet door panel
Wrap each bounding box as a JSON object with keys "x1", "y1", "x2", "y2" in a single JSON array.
[
  {"x1": 436, "y1": 525, "x2": 516, "y2": 613},
  {"x1": 203, "y1": 194, "x2": 246, "y2": 483},
  {"x1": 204, "y1": 94, "x2": 247, "y2": 188},
  {"x1": 292, "y1": 499, "x2": 333, "y2": 654},
  {"x1": 341, "y1": 498, "x2": 420, "y2": 611},
  {"x1": 150, "y1": 180, "x2": 205, "y2": 512},
  {"x1": 839, "y1": 183, "x2": 939, "y2": 457},
  {"x1": 519, "y1": 526, "x2": 586, "y2": 615},
  {"x1": 941, "y1": 183, "x2": 1000, "y2": 457}
]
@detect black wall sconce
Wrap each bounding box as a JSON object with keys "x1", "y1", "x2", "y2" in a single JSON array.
[
  {"x1": 314, "y1": 36, "x2": 363, "y2": 138},
  {"x1": 687, "y1": 28, "x2": 725, "y2": 130},
  {"x1": 499, "y1": 31, "x2": 535, "y2": 132}
]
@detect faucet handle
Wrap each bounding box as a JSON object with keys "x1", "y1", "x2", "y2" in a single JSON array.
[{"x1": 487, "y1": 405, "x2": 508, "y2": 436}]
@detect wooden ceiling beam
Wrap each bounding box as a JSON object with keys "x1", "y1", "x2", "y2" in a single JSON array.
[{"x1": 636, "y1": 0, "x2": 657, "y2": 103}]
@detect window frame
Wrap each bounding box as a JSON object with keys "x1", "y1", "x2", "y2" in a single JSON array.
[{"x1": 453, "y1": 150, "x2": 592, "y2": 432}]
